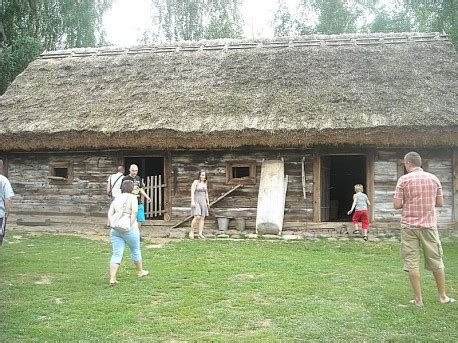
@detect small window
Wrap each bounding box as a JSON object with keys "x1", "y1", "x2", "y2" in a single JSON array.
[
  {"x1": 226, "y1": 161, "x2": 256, "y2": 184},
  {"x1": 49, "y1": 161, "x2": 73, "y2": 183},
  {"x1": 54, "y1": 167, "x2": 68, "y2": 179},
  {"x1": 232, "y1": 166, "x2": 250, "y2": 179}
]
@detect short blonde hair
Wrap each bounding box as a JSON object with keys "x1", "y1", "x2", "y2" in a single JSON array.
[{"x1": 354, "y1": 184, "x2": 364, "y2": 192}]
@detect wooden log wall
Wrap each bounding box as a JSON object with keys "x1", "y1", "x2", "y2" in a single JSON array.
[
  {"x1": 170, "y1": 149, "x2": 314, "y2": 223},
  {"x1": 7, "y1": 152, "x2": 119, "y2": 216},
  {"x1": 4, "y1": 147, "x2": 456, "y2": 228},
  {"x1": 373, "y1": 149, "x2": 454, "y2": 225}
]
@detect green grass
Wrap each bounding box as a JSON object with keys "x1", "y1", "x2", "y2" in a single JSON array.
[{"x1": 1, "y1": 233, "x2": 457, "y2": 342}]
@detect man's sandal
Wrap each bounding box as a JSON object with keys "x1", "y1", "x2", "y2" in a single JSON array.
[{"x1": 440, "y1": 297, "x2": 456, "y2": 304}]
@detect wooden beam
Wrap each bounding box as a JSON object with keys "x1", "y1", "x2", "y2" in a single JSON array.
[
  {"x1": 170, "y1": 183, "x2": 244, "y2": 229},
  {"x1": 313, "y1": 148, "x2": 321, "y2": 222},
  {"x1": 453, "y1": 149, "x2": 458, "y2": 223},
  {"x1": 164, "y1": 151, "x2": 172, "y2": 221},
  {"x1": 366, "y1": 149, "x2": 375, "y2": 222}
]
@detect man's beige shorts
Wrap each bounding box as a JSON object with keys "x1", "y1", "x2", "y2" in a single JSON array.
[{"x1": 401, "y1": 227, "x2": 444, "y2": 272}]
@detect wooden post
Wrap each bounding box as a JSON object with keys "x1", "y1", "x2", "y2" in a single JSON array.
[
  {"x1": 366, "y1": 149, "x2": 375, "y2": 222},
  {"x1": 313, "y1": 148, "x2": 321, "y2": 222},
  {"x1": 301, "y1": 157, "x2": 306, "y2": 200},
  {"x1": 453, "y1": 149, "x2": 458, "y2": 224},
  {"x1": 164, "y1": 151, "x2": 172, "y2": 221},
  {"x1": 159, "y1": 174, "x2": 162, "y2": 217}
]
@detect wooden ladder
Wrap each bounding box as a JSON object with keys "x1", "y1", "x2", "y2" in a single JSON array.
[{"x1": 170, "y1": 183, "x2": 243, "y2": 229}]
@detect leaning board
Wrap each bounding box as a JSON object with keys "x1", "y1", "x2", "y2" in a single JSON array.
[{"x1": 256, "y1": 160, "x2": 286, "y2": 235}]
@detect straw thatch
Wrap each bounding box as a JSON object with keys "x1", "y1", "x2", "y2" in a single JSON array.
[{"x1": 0, "y1": 32, "x2": 456, "y2": 151}]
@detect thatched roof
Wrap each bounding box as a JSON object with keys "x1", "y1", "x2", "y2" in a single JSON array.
[{"x1": 0, "y1": 32, "x2": 456, "y2": 151}]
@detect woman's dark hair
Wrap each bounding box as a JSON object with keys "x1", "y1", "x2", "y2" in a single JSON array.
[
  {"x1": 121, "y1": 180, "x2": 134, "y2": 193},
  {"x1": 196, "y1": 170, "x2": 207, "y2": 182}
]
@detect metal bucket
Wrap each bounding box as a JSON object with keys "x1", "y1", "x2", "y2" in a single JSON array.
[
  {"x1": 235, "y1": 217, "x2": 246, "y2": 232},
  {"x1": 217, "y1": 217, "x2": 230, "y2": 231}
]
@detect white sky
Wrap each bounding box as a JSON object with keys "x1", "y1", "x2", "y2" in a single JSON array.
[{"x1": 103, "y1": 0, "x2": 396, "y2": 46}]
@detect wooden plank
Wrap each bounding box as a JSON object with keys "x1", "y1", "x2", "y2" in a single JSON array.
[
  {"x1": 366, "y1": 150, "x2": 375, "y2": 221},
  {"x1": 145, "y1": 176, "x2": 150, "y2": 217},
  {"x1": 164, "y1": 151, "x2": 172, "y2": 221},
  {"x1": 313, "y1": 148, "x2": 321, "y2": 222},
  {"x1": 256, "y1": 160, "x2": 286, "y2": 234},
  {"x1": 170, "y1": 183, "x2": 243, "y2": 228},
  {"x1": 153, "y1": 175, "x2": 157, "y2": 216},
  {"x1": 301, "y1": 157, "x2": 306, "y2": 200},
  {"x1": 453, "y1": 149, "x2": 458, "y2": 223},
  {"x1": 159, "y1": 174, "x2": 163, "y2": 215}
]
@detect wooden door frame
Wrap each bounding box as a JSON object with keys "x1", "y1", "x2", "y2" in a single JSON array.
[
  {"x1": 122, "y1": 152, "x2": 172, "y2": 221},
  {"x1": 313, "y1": 148, "x2": 375, "y2": 222},
  {"x1": 453, "y1": 149, "x2": 458, "y2": 224}
]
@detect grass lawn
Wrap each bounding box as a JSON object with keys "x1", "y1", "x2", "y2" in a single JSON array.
[{"x1": 0, "y1": 232, "x2": 457, "y2": 342}]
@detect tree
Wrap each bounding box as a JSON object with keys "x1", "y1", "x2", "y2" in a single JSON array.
[
  {"x1": 150, "y1": 0, "x2": 243, "y2": 42},
  {"x1": 272, "y1": 0, "x2": 457, "y2": 50},
  {"x1": 368, "y1": 10, "x2": 413, "y2": 33},
  {"x1": 273, "y1": 0, "x2": 295, "y2": 37},
  {"x1": 0, "y1": 36, "x2": 43, "y2": 94},
  {"x1": 314, "y1": 0, "x2": 360, "y2": 34},
  {"x1": 405, "y1": 0, "x2": 457, "y2": 48},
  {"x1": 0, "y1": 0, "x2": 113, "y2": 94},
  {"x1": 274, "y1": 0, "x2": 367, "y2": 37}
]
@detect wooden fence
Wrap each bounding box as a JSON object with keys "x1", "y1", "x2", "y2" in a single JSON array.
[{"x1": 144, "y1": 175, "x2": 166, "y2": 218}]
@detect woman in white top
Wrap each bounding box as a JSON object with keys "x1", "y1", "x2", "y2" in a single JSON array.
[{"x1": 107, "y1": 180, "x2": 148, "y2": 285}]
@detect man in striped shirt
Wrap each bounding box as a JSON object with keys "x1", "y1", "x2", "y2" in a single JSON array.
[{"x1": 394, "y1": 151, "x2": 455, "y2": 307}]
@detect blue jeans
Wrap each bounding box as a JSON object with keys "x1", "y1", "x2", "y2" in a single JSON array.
[{"x1": 110, "y1": 227, "x2": 142, "y2": 264}]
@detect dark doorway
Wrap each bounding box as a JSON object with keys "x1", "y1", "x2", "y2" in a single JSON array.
[
  {"x1": 321, "y1": 155, "x2": 366, "y2": 221},
  {"x1": 124, "y1": 156, "x2": 165, "y2": 220}
]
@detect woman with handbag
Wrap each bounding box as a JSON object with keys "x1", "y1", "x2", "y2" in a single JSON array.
[{"x1": 108, "y1": 180, "x2": 149, "y2": 285}]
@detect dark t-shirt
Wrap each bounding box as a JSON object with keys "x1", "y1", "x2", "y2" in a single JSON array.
[{"x1": 122, "y1": 175, "x2": 145, "y2": 204}]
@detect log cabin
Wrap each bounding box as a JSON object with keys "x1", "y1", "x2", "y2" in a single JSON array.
[{"x1": 0, "y1": 32, "x2": 457, "y2": 233}]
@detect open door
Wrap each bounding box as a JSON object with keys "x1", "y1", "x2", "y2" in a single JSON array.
[
  {"x1": 124, "y1": 156, "x2": 166, "y2": 220},
  {"x1": 321, "y1": 155, "x2": 367, "y2": 222},
  {"x1": 320, "y1": 156, "x2": 331, "y2": 221}
]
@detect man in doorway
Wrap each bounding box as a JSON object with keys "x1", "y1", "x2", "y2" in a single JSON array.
[
  {"x1": 123, "y1": 164, "x2": 151, "y2": 232},
  {"x1": 0, "y1": 159, "x2": 14, "y2": 245},
  {"x1": 106, "y1": 165, "x2": 125, "y2": 229},
  {"x1": 394, "y1": 151, "x2": 455, "y2": 307}
]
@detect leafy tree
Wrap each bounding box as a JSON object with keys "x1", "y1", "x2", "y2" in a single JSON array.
[
  {"x1": 273, "y1": 0, "x2": 294, "y2": 37},
  {"x1": 204, "y1": 0, "x2": 243, "y2": 39},
  {"x1": 405, "y1": 0, "x2": 457, "y2": 48},
  {"x1": 0, "y1": 36, "x2": 43, "y2": 94},
  {"x1": 0, "y1": 0, "x2": 112, "y2": 94},
  {"x1": 314, "y1": 0, "x2": 360, "y2": 34},
  {"x1": 150, "y1": 0, "x2": 243, "y2": 41},
  {"x1": 274, "y1": 0, "x2": 366, "y2": 36},
  {"x1": 273, "y1": 0, "x2": 456, "y2": 49}
]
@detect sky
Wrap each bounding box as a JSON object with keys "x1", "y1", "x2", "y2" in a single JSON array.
[{"x1": 103, "y1": 0, "x2": 396, "y2": 46}]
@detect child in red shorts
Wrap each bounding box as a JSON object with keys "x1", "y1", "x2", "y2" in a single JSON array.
[{"x1": 347, "y1": 184, "x2": 371, "y2": 240}]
